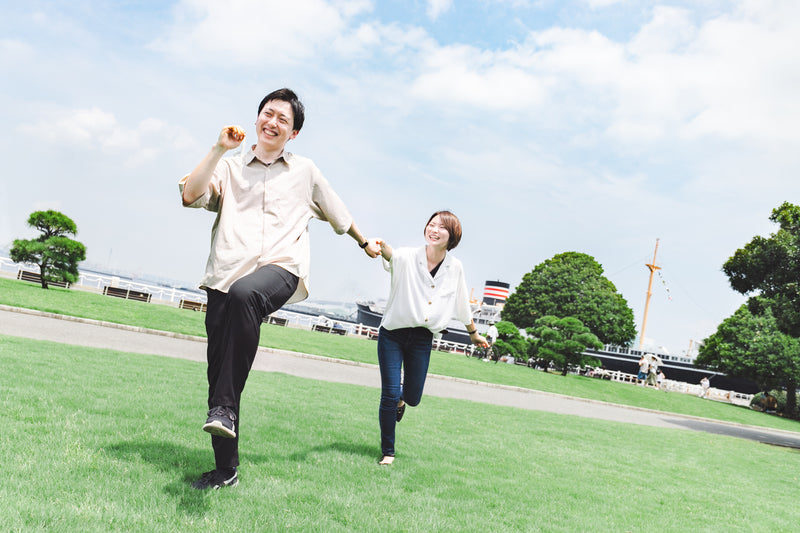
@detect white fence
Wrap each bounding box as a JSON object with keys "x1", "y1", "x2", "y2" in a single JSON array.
[
  {"x1": 1, "y1": 256, "x2": 206, "y2": 305},
  {"x1": 598, "y1": 369, "x2": 753, "y2": 406}
]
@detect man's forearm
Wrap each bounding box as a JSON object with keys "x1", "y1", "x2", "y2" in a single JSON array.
[
  {"x1": 346, "y1": 222, "x2": 368, "y2": 247},
  {"x1": 182, "y1": 144, "x2": 227, "y2": 204}
]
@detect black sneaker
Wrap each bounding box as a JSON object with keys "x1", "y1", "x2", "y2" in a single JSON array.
[
  {"x1": 202, "y1": 406, "x2": 237, "y2": 438},
  {"x1": 191, "y1": 468, "x2": 238, "y2": 490},
  {"x1": 396, "y1": 400, "x2": 406, "y2": 422}
]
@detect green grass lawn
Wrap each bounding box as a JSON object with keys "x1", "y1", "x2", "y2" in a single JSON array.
[
  {"x1": 3, "y1": 336, "x2": 800, "y2": 532},
  {"x1": 2, "y1": 276, "x2": 799, "y2": 433}
]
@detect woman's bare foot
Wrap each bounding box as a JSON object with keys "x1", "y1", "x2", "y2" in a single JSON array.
[{"x1": 379, "y1": 455, "x2": 395, "y2": 465}]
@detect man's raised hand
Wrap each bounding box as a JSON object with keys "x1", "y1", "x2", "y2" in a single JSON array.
[{"x1": 217, "y1": 125, "x2": 246, "y2": 151}]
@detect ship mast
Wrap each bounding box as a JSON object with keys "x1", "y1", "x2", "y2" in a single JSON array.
[{"x1": 639, "y1": 239, "x2": 661, "y2": 350}]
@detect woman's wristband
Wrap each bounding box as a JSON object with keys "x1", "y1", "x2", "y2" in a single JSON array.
[
  {"x1": 467, "y1": 329, "x2": 477, "y2": 335},
  {"x1": 359, "y1": 240, "x2": 369, "y2": 249}
]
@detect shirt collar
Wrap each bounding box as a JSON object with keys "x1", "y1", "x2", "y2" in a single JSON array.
[
  {"x1": 243, "y1": 147, "x2": 294, "y2": 167},
  {"x1": 418, "y1": 245, "x2": 450, "y2": 270}
]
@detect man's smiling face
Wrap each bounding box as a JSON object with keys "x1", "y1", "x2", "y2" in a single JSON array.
[{"x1": 255, "y1": 99, "x2": 298, "y2": 152}]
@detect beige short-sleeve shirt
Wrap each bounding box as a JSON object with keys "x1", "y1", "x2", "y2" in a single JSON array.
[{"x1": 179, "y1": 149, "x2": 353, "y2": 303}]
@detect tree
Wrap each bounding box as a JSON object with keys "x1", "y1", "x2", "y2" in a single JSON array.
[
  {"x1": 723, "y1": 202, "x2": 800, "y2": 337},
  {"x1": 529, "y1": 315, "x2": 603, "y2": 376},
  {"x1": 697, "y1": 302, "x2": 799, "y2": 417},
  {"x1": 491, "y1": 320, "x2": 529, "y2": 361},
  {"x1": 501, "y1": 252, "x2": 636, "y2": 346},
  {"x1": 10, "y1": 210, "x2": 86, "y2": 289}
]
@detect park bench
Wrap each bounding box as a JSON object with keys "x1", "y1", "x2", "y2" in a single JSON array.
[
  {"x1": 265, "y1": 315, "x2": 289, "y2": 326},
  {"x1": 178, "y1": 299, "x2": 207, "y2": 312},
  {"x1": 17, "y1": 270, "x2": 70, "y2": 288},
  {"x1": 312, "y1": 324, "x2": 347, "y2": 335},
  {"x1": 102, "y1": 286, "x2": 152, "y2": 303}
]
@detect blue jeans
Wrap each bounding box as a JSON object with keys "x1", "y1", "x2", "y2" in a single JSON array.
[{"x1": 378, "y1": 326, "x2": 434, "y2": 457}]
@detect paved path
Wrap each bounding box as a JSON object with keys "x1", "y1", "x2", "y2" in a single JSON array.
[{"x1": 3, "y1": 305, "x2": 800, "y2": 449}]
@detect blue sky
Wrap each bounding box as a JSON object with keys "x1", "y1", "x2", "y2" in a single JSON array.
[{"x1": 2, "y1": 0, "x2": 799, "y2": 356}]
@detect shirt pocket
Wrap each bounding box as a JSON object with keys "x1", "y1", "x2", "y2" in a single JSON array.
[
  {"x1": 264, "y1": 175, "x2": 303, "y2": 218},
  {"x1": 435, "y1": 274, "x2": 458, "y2": 299}
]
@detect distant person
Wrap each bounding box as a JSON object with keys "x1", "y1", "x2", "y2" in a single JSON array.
[
  {"x1": 637, "y1": 355, "x2": 649, "y2": 386},
  {"x1": 374, "y1": 211, "x2": 488, "y2": 465},
  {"x1": 179, "y1": 88, "x2": 380, "y2": 489},
  {"x1": 764, "y1": 391, "x2": 778, "y2": 412},
  {"x1": 486, "y1": 322, "x2": 499, "y2": 345},
  {"x1": 657, "y1": 370, "x2": 665, "y2": 390},
  {"x1": 646, "y1": 355, "x2": 659, "y2": 388},
  {"x1": 699, "y1": 376, "x2": 711, "y2": 398}
]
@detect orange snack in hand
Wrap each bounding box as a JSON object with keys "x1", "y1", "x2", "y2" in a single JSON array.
[{"x1": 226, "y1": 126, "x2": 246, "y2": 142}]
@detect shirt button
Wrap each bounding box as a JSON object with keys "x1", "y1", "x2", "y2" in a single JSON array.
[
  {"x1": 428, "y1": 301, "x2": 432, "y2": 305},
  {"x1": 431, "y1": 284, "x2": 435, "y2": 288},
  {"x1": 424, "y1": 318, "x2": 428, "y2": 322}
]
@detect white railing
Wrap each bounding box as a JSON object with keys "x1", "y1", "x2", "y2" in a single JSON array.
[
  {"x1": 598, "y1": 369, "x2": 753, "y2": 406},
  {"x1": 2, "y1": 257, "x2": 207, "y2": 305},
  {"x1": 269, "y1": 309, "x2": 474, "y2": 354},
  {"x1": 73, "y1": 271, "x2": 206, "y2": 304}
]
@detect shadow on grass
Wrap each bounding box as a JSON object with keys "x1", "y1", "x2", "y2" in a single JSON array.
[
  {"x1": 286, "y1": 440, "x2": 378, "y2": 462},
  {"x1": 103, "y1": 436, "x2": 379, "y2": 516},
  {"x1": 103, "y1": 439, "x2": 271, "y2": 515}
]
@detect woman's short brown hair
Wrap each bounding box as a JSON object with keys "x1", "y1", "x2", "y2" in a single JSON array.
[{"x1": 425, "y1": 210, "x2": 462, "y2": 251}]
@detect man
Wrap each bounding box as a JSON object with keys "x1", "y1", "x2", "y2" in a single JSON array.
[
  {"x1": 486, "y1": 322, "x2": 498, "y2": 345},
  {"x1": 699, "y1": 376, "x2": 711, "y2": 398},
  {"x1": 180, "y1": 88, "x2": 380, "y2": 489},
  {"x1": 646, "y1": 355, "x2": 659, "y2": 388},
  {"x1": 637, "y1": 354, "x2": 649, "y2": 386}
]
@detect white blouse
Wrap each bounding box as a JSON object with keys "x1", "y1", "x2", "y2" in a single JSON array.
[{"x1": 380, "y1": 246, "x2": 472, "y2": 335}]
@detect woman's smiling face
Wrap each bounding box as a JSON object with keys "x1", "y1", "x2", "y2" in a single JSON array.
[{"x1": 425, "y1": 215, "x2": 450, "y2": 250}]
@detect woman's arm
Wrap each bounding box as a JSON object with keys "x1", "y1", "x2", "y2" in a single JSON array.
[
  {"x1": 465, "y1": 320, "x2": 489, "y2": 347},
  {"x1": 378, "y1": 239, "x2": 393, "y2": 261}
]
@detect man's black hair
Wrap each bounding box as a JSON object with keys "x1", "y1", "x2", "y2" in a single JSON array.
[{"x1": 257, "y1": 88, "x2": 305, "y2": 132}]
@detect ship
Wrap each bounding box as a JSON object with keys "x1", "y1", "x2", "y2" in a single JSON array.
[
  {"x1": 584, "y1": 345, "x2": 759, "y2": 394},
  {"x1": 356, "y1": 280, "x2": 511, "y2": 344}
]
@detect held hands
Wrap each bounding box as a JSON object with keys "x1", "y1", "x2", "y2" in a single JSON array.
[
  {"x1": 374, "y1": 238, "x2": 392, "y2": 260},
  {"x1": 216, "y1": 125, "x2": 246, "y2": 151},
  {"x1": 362, "y1": 238, "x2": 382, "y2": 258}
]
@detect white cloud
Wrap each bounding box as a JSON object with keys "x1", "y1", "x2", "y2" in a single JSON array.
[
  {"x1": 0, "y1": 38, "x2": 35, "y2": 66},
  {"x1": 628, "y1": 6, "x2": 695, "y2": 55},
  {"x1": 410, "y1": 44, "x2": 549, "y2": 109},
  {"x1": 397, "y1": 2, "x2": 800, "y2": 149},
  {"x1": 427, "y1": 0, "x2": 454, "y2": 20},
  {"x1": 25, "y1": 107, "x2": 117, "y2": 145},
  {"x1": 583, "y1": 0, "x2": 628, "y2": 8},
  {"x1": 151, "y1": 0, "x2": 370, "y2": 66},
  {"x1": 19, "y1": 107, "x2": 195, "y2": 165}
]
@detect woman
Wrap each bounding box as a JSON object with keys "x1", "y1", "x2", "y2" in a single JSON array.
[{"x1": 375, "y1": 211, "x2": 488, "y2": 465}]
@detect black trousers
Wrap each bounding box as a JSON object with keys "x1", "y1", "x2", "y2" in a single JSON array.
[{"x1": 204, "y1": 265, "x2": 299, "y2": 469}]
